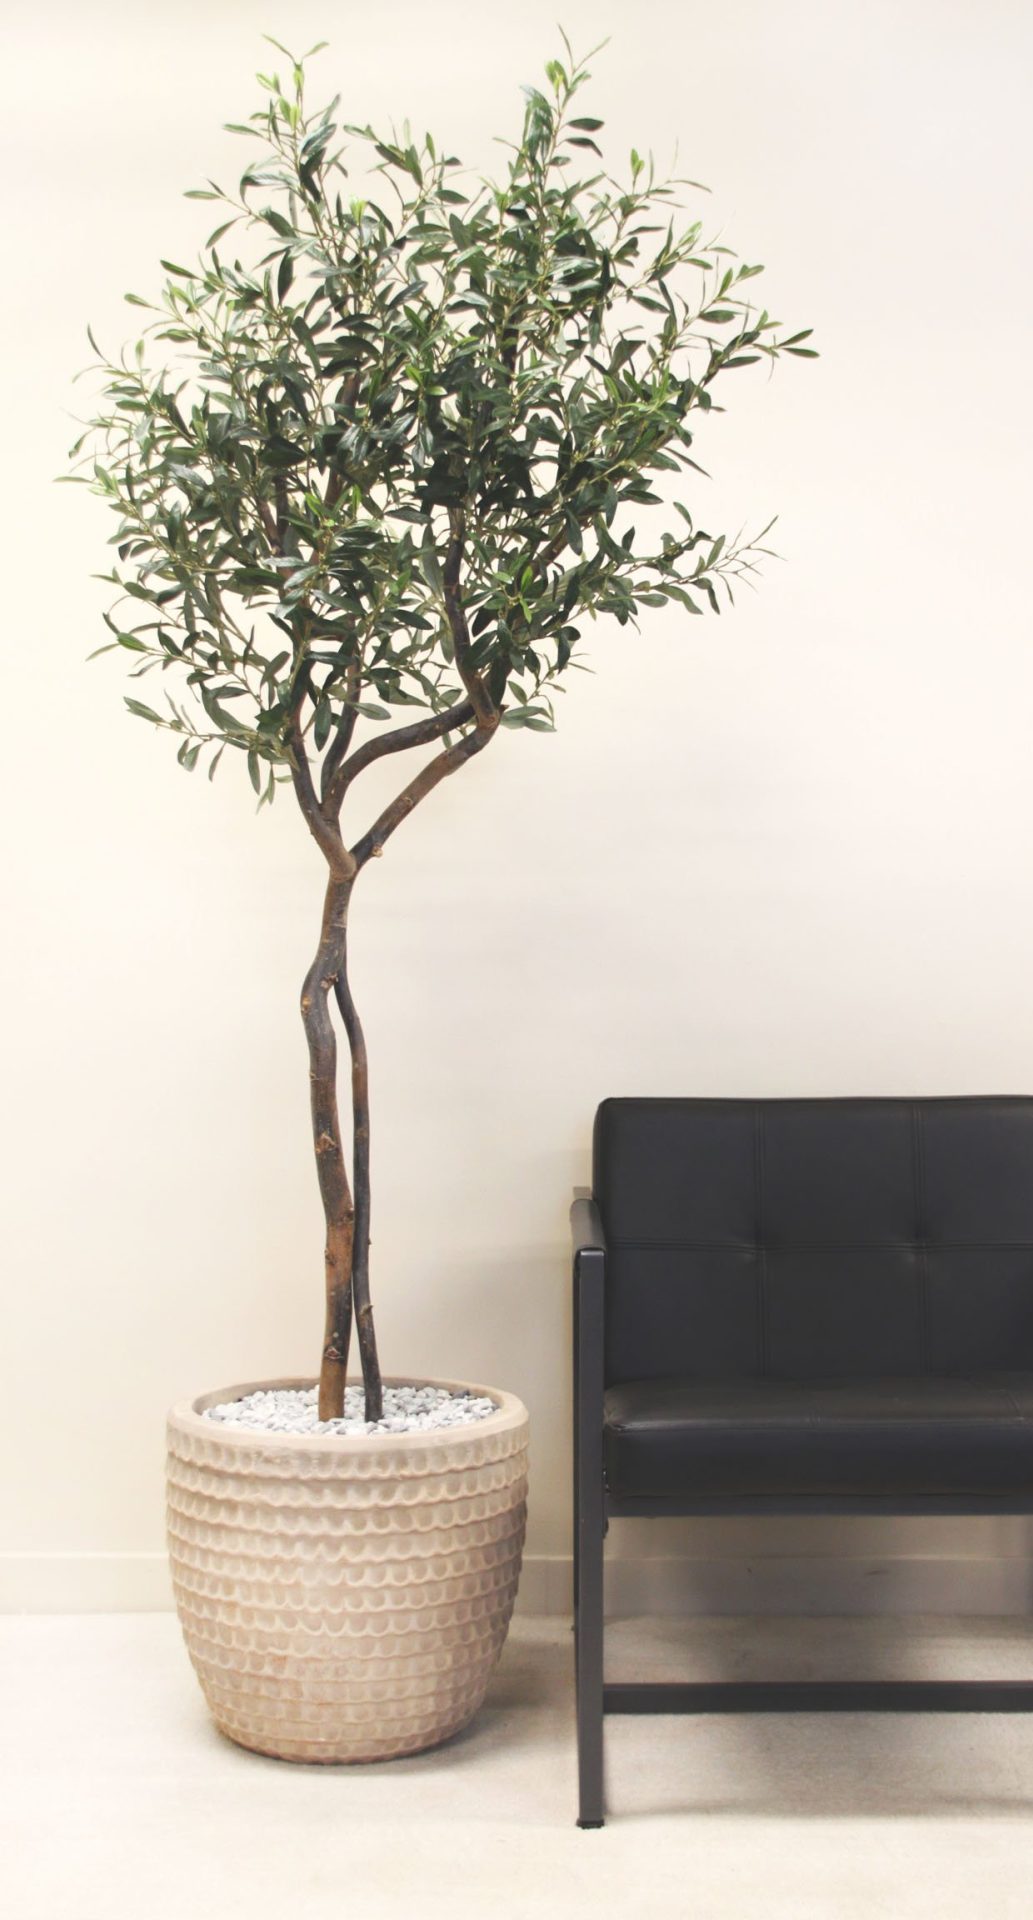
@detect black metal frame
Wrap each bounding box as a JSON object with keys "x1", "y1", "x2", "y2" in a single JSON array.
[{"x1": 571, "y1": 1189, "x2": 1033, "y2": 1829}]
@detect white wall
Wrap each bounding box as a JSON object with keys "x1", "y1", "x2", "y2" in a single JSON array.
[{"x1": 3, "y1": 0, "x2": 1033, "y2": 1613}]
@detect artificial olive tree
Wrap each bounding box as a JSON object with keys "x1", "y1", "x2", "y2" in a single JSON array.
[{"x1": 71, "y1": 35, "x2": 815, "y2": 1422}]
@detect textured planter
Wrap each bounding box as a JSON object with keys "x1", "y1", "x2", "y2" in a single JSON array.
[{"x1": 166, "y1": 1375, "x2": 529, "y2": 1763}]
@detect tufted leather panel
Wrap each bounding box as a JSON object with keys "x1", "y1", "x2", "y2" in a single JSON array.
[{"x1": 593, "y1": 1097, "x2": 1033, "y2": 1386}]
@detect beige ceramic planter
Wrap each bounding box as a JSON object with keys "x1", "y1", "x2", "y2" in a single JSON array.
[{"x1": 166, "y1": 1375, "x2": 529, "y2": 1763}]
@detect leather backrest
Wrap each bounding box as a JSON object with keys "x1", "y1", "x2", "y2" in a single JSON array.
[{"x1": 593, "y1": 1097, "x2": 1033, "y2": 1383}]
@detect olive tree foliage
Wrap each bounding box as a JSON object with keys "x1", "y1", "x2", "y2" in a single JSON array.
[
  {"x1": 70, "y1": 34, "x2": 815, "y2": 1419},
  {"x1": 73, "y1": 34, "x2": 814, "y2": 793}
]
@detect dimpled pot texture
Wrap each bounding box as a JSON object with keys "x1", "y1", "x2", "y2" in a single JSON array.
[{"x1": 166, "y1": 1376, "x2": 530, "y2": 1763}]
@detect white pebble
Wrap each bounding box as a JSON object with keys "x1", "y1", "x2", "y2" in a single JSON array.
[{"x1": 203, "y1": 1382, "x2": 500, "y2": 1437}]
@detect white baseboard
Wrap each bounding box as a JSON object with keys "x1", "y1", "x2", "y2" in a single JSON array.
[{"x1": 4, "y1": 1551, "x2": 1033, "y2": 1617}]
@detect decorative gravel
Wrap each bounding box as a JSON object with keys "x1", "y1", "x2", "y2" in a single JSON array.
[{"x1": 203, "y1": 1383, "x2": 499, "y2": 1437}]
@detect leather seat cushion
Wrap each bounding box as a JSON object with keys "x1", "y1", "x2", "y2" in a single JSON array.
[{"x1": 603, "y1": 1374, "x2": 1033, "y2": 1499}]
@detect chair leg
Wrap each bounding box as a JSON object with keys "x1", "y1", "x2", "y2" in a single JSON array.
[
  {"x1": 573, "y1": 1224, "x2": 606, "y2": 1826},
  {"x1": 575, "y1": 1480, "x2": 605, "y2": 1827}
]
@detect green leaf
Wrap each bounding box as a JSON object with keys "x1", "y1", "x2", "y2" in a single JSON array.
[
  {"x1": 662, "y1": 584, "x2": 703, "y2": 614},
  {"x1": 247, "y1": 747, "x2": 262, "y2": 792},
  {"x1": 262, "y1": 206, "x2": 294, "y2": 238},
  {"x1": 501, "y1": 707, "x2": 554, "y2": 732},
  {"x1": 420, "y1": 528, "x2": 443, "y2": 595},
  {"x1": 124, "y1": 697, "x2": 163, "y2": 724}
]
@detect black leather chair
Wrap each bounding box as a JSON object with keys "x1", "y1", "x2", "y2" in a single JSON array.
[{"x1": 572, "y1": 1096, "x2": 1033, "y2": 1826}]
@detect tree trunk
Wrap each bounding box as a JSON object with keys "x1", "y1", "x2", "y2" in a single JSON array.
[
  {"x1": 300, "y1": 874, "x2": 356, "y2": 1420},
  {"x1": 334, "y1": 936, "x2": 383, "y2": 1424}
]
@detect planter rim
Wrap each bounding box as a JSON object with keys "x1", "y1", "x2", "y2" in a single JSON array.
[{"x1": 169, "y1": 1375, "x2": 528, "y2": 1454}]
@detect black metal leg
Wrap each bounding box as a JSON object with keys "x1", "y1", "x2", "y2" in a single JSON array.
[
  {"x1": 572, "y1": 1199, "x2": 607, "y2": 1827},
  {"x1": 575, "y1": 1470, "x2": 604, "y2": 1827}
]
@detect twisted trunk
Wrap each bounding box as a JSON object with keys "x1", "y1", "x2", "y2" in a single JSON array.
[
  {"x1": 299, "y1": 868, "x2": 383, "y2": 1422},
  {"x1": 334, "y1": 941, "x2": 381, "y2": 1421},
  {"x1": 293, "y1": 513, "x2": 497, "y2": 1425},
  {"x1": 300, "y1": 873, "x2": 357, "y2": 1420}
]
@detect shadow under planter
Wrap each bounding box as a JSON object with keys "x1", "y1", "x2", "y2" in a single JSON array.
[{"x1": 166, "y1": 1376, "x2": 529, "y2": 1763}]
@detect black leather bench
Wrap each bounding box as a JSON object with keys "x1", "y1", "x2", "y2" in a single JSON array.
[{"x1": 572, "y1": 1096, "x2": 1033, "y2": 1826}]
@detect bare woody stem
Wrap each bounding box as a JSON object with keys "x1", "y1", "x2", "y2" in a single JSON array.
[
  {"x1": 290, "y1": 716, "x2": 369, "y2": 1422},
  {"x1": 322, "y1": 698, "x2": 476, "y2": 815},
  {"x1": 289, "y1": 510, "x2": 499, "y2": 1422},
  {"x1": 299, "y1": 870, "x2": 357, "y2": 1421},
  {"x1": 333, "y1": 944, "x2": 381, "y2": 1421},
  {"x1": 350, "y1": 718, "x2": 498, "y2": 869},
  {"x1": 349, "y1": 512, "x2": 501, "y2": 868},
  {"x1": 320, "y1": 656, "x2": 362, "y2": 805},
  {"x1": 443, "y1": 506, "x2": 498, "y2": 727}
]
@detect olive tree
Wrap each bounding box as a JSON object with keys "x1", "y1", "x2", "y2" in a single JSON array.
[{"x1": 70, "y1": 35, "x2": 815, "y2": 1421}]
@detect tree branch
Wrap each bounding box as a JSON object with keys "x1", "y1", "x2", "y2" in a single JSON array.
[
  {"x1": 443, "y1": 507, "x2": 498, "y2": 728},
  {"x1": 273, "y1": 473, "x2": 290, "y2": 550},
  {"x1": 257, "y1": 498, "x2": 280, "y2": 552},
  {"x1": 350, "y1": 716, "x2": 497, "y2": 870},
  {"x1": 323, "y1": 699, "x2": 477, "y2": 813},
  {"x1": 319, "y1": 658, "x2": 363, "y2": 808},
  {"x1": 288, "y1": 721, "x2": 355, "y2": 877}
]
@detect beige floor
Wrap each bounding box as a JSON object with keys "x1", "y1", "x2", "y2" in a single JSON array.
[{"x1": 4, "y1": 1613, "x2": 1033, "y2": 1919}]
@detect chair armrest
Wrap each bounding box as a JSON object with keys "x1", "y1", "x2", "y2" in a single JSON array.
[
  {"x1": 571, "y1": 1187, "x2": 607, "y2": 1267},
  {"x1": 571, "y1": 1188, "x2": 606, "y2": 1411}
]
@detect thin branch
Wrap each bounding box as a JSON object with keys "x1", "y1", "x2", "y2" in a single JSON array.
[
  {"x1": 274, "y1": 473, "x2": 290, "y2": 551},
  {"x1": 324, "y1": 699, "x2": 477, "y2": 813},
  {"x1": 319, "y1": 658, "x2": 363, "y2": 807},
  {"x1": 443, "y1": 508, "x2": 498, "y2": 728},
  {"x1": 350, "y1": 717, "x2": 497, "y2": 870},
  {"x1": 288, "y1": 721, "x2": 354, "y2": 876},
  {"x1": 256, "y1": 497, "x2": 280, "y2": 551}
]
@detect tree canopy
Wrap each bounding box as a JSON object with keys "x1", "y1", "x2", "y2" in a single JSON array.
[{"x1": 69, "y1": 32, "x2": 815, "y2": 817}]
